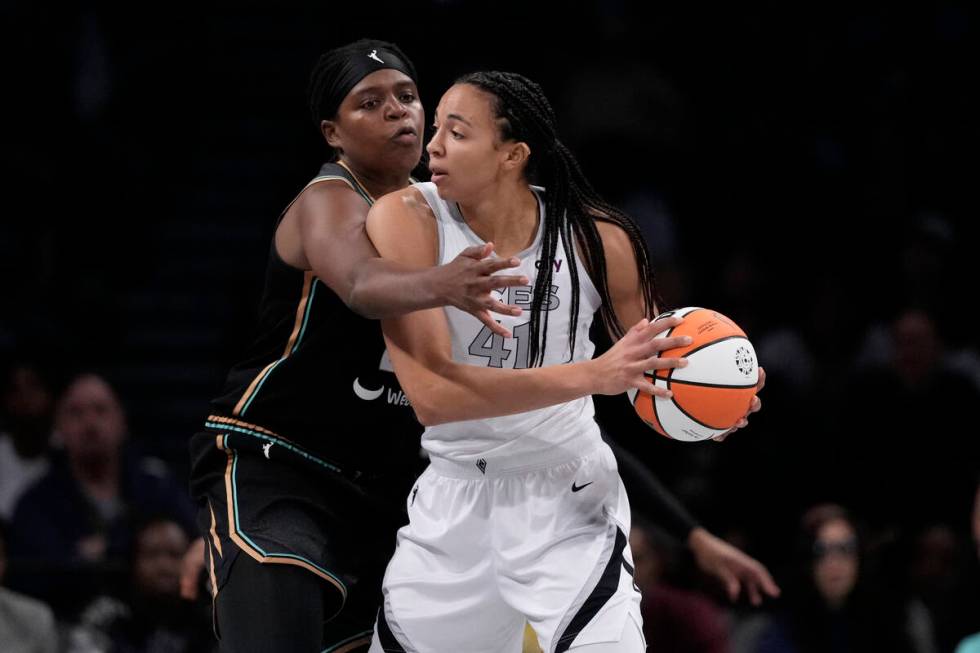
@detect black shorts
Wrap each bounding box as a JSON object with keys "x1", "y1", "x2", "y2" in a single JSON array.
[{"x1": 190, "y1": 419, "x2": 418, "y2": 649}]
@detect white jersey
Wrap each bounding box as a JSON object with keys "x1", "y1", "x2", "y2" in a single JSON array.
[{"x1": 414, "y1": 181, "x2": 603, "y2": 462}]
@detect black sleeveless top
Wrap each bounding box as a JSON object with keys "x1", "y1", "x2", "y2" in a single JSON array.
[{"x1": 204, "y1": 162, "x2": 422, "y2": 478}]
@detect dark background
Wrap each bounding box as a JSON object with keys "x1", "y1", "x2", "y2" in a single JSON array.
[{"x1": 2, "y1": 0, "x2": 978, "y2": 612}]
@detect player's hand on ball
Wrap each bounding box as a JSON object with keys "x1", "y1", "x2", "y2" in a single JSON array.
[
  {"x1": 712, "y1": 366, "x2": 765, "y2": 442},
  {"x1": 594, "y1": 316, "x2": 691, "y2": 396}
]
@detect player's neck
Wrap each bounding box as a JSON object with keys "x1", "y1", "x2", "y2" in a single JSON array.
[
  {"x1": 457, "y1": 182, "x2": 538, "y2": 258},
  {"x1": 336, "y1": 158, "x2": 409, "y2": 200}
]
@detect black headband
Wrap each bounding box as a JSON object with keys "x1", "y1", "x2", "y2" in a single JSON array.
[{"x1": 321, "y1": 46, "x2": 417, "y2": 120}]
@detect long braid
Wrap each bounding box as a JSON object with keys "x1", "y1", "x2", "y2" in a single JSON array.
[
  {"x1": 559, "y1": 140, "x2": 663, "y2": 338},
  {"x1": 457, "y1": 72, "x2": 661, "y2": 366}
]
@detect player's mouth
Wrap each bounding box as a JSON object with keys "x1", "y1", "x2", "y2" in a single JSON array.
[
  {"x1": 391, "y1": 125, "x2": 419, "y2": 145},
  {"x1": 430, "y1": 164, "x2": 449, "y2": 184}
]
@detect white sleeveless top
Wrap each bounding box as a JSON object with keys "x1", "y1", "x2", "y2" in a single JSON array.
[{"x1": 414, "y1": 181, "x2": 604, "y2": 462}]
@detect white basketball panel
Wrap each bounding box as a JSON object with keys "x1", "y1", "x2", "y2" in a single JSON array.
[
  {"x1": 652, "y1": 378, "x2": 728, "y2": 442},
  {"x1": 671, "y1": 337, "x2": 758, "y2": 387}
]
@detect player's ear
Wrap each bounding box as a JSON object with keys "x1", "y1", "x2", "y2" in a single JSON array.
[
  {"x1": 502, "y1": 141, "x2": 530, "y2": 172},
  {"x1": 322, "y1": 120, "x2": 341, "y2": 149}
]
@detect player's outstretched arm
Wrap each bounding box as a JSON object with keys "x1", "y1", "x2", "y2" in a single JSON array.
[
  {"x1": 350, "y1": 241, "x2": 529, "y2": 338},
  {"x1": 688, "y1": 528, "x2": 781, "y2": 605},
  {"x1": 283, "y1": 181, "x2": 525, "y2": 337},
  {"x1": 365, "y1": 189, "x2": 690, "y2": 426}
]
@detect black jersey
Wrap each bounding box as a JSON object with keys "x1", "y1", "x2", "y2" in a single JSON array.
[{"x1": 204, "y1": 162, "x2": 421, "y2": 479}]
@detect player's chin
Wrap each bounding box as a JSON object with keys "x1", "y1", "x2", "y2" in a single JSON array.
[
  {"x1": 384, "y1": 144, "x2": 424, "y2": 172},
  {"x1": 431, "y1": 176, "x2": 460, "y2": 201}
]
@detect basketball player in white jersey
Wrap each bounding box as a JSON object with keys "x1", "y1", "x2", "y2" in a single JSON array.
[{"x1": 363, "y1": 72, "x2": 763, "y2": 652}]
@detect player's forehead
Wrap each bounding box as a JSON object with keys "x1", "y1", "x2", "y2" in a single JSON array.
[
  {"x1": 346, "y1": 69, "x2": 416, "y2": 100},
  {"x1": 434, "y1": 84, "x2": 495, "y2": 127}
]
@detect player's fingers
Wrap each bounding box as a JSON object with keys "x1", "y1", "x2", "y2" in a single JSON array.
[
  {"x1": 628, "y1": 318, "x2": 650, "y2": 334},
  {"x1": 750, "y1": 395, "x2": 762, "y2": 413},
  {"x1": 484, "y1": 274, "x2": 529, "y2": 289},
  {"x1": 644, "y1": 355, "x2": 687, "y2": 370},
  {"x1": 485, "y1": 298, "x2": 523, "y2": 317},
  {"x1": 641, "y1": 381, "x2": 671, "y2": 397},
  {"x1": 482, "y1": 257, "x2": 523, "y2": 274},
  {"x1": 459, "y1": 243, "x2": 493, "y2": 260},
  {"x1": 757, "y1": 366, "x2": 766, "y2": 390},
  {"x1": 476, "y1": 311, "x2": 512, "y2": 338},
  {"x1": 751, "y1": 563, "x2": 781, "y2": 598},
  {"x1": 763, "y1": 576, "x2": 782, "y2": 598},
  {"x1": 716, "y1": 568, "x2": 740, "y2": 603},
  {"x1": 634, "y1": 374, "x2": 670, "y2": 397},
  {"x1": 648, "y1": 314, "x2": 684, "y2": 335},
  {"x1": 651, "y1": 335, "x2": 692, "y2": 352},
  {"x1": 712, "y1": 431, "x2": 731, "y2": 442}
]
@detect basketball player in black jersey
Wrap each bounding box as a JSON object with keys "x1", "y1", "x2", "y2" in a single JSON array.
[
  {"x1": 185, "y1": 40, "x2": 546, "y2": 652},
  {"x1": 186, "y1": 40, "x2": 778, "y2": 653}
]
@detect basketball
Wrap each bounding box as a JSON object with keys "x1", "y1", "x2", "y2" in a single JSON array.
[{"x1": 628, "y1": 307, "x2": 759, "y2": 442}]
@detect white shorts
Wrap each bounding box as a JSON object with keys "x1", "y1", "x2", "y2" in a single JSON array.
[{"x1": 370, "y1": 435, "x2": 644, "y2": 653}]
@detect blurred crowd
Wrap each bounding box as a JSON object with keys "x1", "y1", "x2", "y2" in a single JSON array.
[{"x1": 0, "y1": 368, "x2": 210, "y2": 652}]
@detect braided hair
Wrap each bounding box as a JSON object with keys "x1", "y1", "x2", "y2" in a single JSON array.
[{"x1": 456, "y1": 71, "x2": 661, "y2": 367}]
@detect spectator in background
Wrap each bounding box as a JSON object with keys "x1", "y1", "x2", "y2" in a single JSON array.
[
  {"x1": 907, "y1": 523, "x2": 978, "y2": 653},
  {"x1": 67, "y1": 516, "x2": 213, "y2": 653},
  {"x1": 841, "y1": 308, "x2": 980, "y2": 531},
  {"x1": 0, "y1": 359, "x2": 57, "y2": 521},
  {"x1": 7, "y1": 373, "x2": 195, "y2": 616},
  {"x1": 755, "y1": 503, "x2": 930, "y2": 653},
  {"x1": 953, "y1": 479, "x2": 980, "y2": 653},
  {"x1": 0, "y1": 519, "x2": 58, "y2": 653}
]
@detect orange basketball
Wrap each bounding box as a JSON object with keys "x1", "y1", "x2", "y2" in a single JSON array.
[{"x1": 628, "y1": 307, "x2": 759, "y2": 442}]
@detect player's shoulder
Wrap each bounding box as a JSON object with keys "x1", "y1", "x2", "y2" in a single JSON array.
[
  {"x1": 288, "y1": 174, "x2": 366, "y2": 217},
  {"x1": 370, "y1": 184, "x2": 437, "y2": 225},
  {"x1": 366, "y1": 185, "x2": 439, "y2": 263},
  {"x1": 589, "y1": 213, "x2": 640, "y2": 285},
  {"x1": 593, "y1": 218, "x2": 633, "y2": 256},
  {"x1": 298, "y1": 175, "x2": 365, "y2": 206}
]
